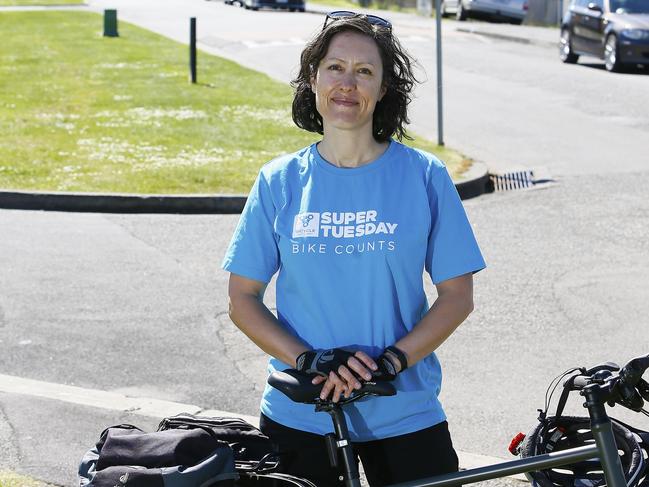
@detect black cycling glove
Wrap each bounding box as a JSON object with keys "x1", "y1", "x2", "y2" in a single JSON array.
[
  {"x1": 296, "y1": 348, "x2": 356, "y2": 377},
  {"x1": 373, "y1": 346, "x2": 409, "y2": 381}
]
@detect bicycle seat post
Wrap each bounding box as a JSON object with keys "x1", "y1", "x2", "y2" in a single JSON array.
[
  {"x1": 317, "y1": 402, "x2": 362, "y2": 487},
  {"x1": 581, "y1": 384, "x2": 627, "y2": 487}
]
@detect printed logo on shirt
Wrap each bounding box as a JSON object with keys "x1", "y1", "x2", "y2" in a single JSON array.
[
  {"x1": 291, "y1": 209, "x2": 398, "y2": 255},
  {"x1": 292, "y1": 210, "x2": 397, "y2": 239},
  {"x1": 292, "y1": 212, "x2": 320, "y2": 238}
]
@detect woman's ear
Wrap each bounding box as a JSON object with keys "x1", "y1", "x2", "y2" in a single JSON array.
[
  {"x1": 310, "y1": 74, "x2": 317, "y2": 94},
  {"x1": 379, "y1": 84, "x2": 387, "y2": 101}
]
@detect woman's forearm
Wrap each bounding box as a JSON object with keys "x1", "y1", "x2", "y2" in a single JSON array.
[
  {"x1": 395, "y1": 274, "x2": 474, "y2": 368},
  {"x1": 228, "y1": 292, "x2": 309, "y2": 367}
]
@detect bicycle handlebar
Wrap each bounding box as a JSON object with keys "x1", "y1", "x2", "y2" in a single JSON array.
[
  {"x1": 615, "y1": 353, "x2": 649, "y2": 411},
  {"x1": 566, "y1": 354, "x2": 649, "y2": 412},
  {"x1": 620, "y1": 354, "x2": 649, "y2": 388}
]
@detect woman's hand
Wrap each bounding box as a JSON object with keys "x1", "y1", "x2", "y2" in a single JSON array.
[{"x1": 310, "y1": 350, "x2": 378, "y2": 402}]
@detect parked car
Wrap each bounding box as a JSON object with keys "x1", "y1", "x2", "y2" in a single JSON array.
[
  {"x1": 440, "y1": 0, "x2": 528, "y2": 24},
  {"x1": 242, "y1": 0, "x2": 305, "y2": 11},
  {"x1": 560, "y1": 0, "x2": 649, "y2": 71}
]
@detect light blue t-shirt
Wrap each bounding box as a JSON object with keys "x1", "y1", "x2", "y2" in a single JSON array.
[{"x1": 222, "y1": 140, "x2": 485, "y2": 441}]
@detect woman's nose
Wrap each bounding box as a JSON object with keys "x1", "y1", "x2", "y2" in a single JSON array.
[{"x1": 339, "y1": 71, "x2": 356, "y2": 90}]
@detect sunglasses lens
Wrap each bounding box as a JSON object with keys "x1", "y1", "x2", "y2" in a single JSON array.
[
  {"x1": 329, "y1": 10, "x2": 356, "y2": 18},
  {"x1": 366, "y1": 15, "x2": 392, "y2": 28}
]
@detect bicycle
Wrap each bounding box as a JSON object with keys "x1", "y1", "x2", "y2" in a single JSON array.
[{"x1": 268, "y1": 353, "x2": 649, "y2": 487}]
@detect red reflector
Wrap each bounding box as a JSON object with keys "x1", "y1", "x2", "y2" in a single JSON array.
[{"x1": 508, "y1": 432, "x2": 526, "y2": 455}]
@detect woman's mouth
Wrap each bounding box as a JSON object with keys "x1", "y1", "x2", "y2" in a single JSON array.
[{"x1": 332, "y1": 98, "x2": 358, "y2": 107}]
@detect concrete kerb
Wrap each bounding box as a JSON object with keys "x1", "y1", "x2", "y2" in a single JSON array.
[{"x1": 0, "y1": 165, "x2": 489, "y2": 213}]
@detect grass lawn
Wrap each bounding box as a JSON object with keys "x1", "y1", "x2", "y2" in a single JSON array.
[
  {"x1": 0, "y1": 11, "x2": 468, "y2": 195},
  {"x1": 0, "y1": 0, "x2": 84, "y2": 5},
  {"x1": 0, "y1": 470, "x2": 56, "y2": 487}
]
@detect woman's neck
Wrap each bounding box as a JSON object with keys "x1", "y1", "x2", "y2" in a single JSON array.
[{"x1": 318, "y1": 129, "x2": 389, "y2": 168}]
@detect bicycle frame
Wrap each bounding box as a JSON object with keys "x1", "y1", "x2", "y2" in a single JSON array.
[{"x1": 318, "y1": 380, "x2": 628, "y2": 487}]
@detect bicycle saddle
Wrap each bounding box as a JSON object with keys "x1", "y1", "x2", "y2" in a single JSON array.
[{"x1": 268, "y1": 369, "x2": 396, "y2": 405}]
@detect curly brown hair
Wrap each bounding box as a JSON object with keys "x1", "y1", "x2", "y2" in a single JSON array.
[{"x1": 291, "y1": 15, "x2": 418, "y2": 142}]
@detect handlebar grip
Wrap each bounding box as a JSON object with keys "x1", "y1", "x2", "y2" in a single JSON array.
[{"x1": 620, "y1": 354, "x2": 649, "y2": 387}]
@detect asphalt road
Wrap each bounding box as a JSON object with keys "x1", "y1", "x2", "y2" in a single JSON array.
[
  {"x1": 1, "y1": 2, "x2": 649, "y2": 486},
  {"x1": 2, "y1": 170, "x2": 648, "y2": 485}
]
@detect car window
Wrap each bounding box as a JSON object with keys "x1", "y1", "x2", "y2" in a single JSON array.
[{"x1": 610, "y1": 0, "x2": 649, "y2": 14}]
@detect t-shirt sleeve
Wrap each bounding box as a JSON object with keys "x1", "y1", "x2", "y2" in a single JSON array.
[
  {"x1": 221, "y1": 171, "x2": 280, "y2": 283},
  {"x1": 425, "y1": 164, "x2": 486, "y2": 284}
]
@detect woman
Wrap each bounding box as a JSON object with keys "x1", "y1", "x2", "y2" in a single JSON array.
[{"x1": 222, "y1": 11, "x2": 485, "y2": 487}]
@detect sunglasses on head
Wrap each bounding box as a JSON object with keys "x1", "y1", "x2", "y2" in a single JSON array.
[{"x1": 323, "y1": 10, "x2": 392, "y2": 31}]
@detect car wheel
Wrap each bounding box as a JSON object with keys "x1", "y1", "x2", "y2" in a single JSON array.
[
  {"x1": 604, "y1": 34, "x2": 622, "y2": 72},
  {"x1": 456, "y1": 1, "x2": 467, "y2": 20},
  {"x1": 559, "y1": 29, "x2": 579, "y2": 64}
]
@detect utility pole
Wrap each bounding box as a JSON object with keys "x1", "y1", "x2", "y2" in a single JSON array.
[{"x1": 434, "y1": 0, "x2": 444, "y2": 146}]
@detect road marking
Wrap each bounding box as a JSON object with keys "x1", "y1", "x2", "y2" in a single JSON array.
[
  {"x1": 241, "y1": 38, "x2": 306, "y2": 48},
  {"x1": 0, "y1": 373, "x2": 259, "y2": 425},
  {"x1": 0, "y1": 373, "x2": 525, "y2": 480}
]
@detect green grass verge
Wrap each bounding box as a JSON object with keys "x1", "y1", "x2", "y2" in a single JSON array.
[
  {"x1": 0, "y1": 470, "x2": 56, "y2": 487},
  {"x1": 0, "y1": 0, "x2": 84, "y2": 5},
  {"x1": 0, "y1": 11, "x2": 467, "y2": 194}
]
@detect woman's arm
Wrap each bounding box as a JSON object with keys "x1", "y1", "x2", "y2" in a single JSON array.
[
  {"x1": 228, "y1": 273, "x2": 309, "y2": 367},
  {"x1": 393, "y1": 272, "x2": 475, "y2": 370},
  {"x1": 229, "y1": 272, "x2": 377, "y2": 401}
]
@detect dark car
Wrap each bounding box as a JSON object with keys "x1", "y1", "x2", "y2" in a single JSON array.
[
  {"x1": 441, "y1": 0, "x2": 528, "y2": 24},
  {"x1": 560, "y1": 0, "x2": 649, "y2": 71}
]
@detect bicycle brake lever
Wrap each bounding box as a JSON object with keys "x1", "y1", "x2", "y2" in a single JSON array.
[
  {"x1": 637, "y1": 379, "x2": 649, "y2": 402},
  {"x1": 616, "y1": 380, "x2": 645, "y2": 412},
  {"x1": 585, "y1": 362, "x2": 620, "y2": 375}
]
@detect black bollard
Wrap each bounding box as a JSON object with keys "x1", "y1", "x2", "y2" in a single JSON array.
[
  {"x1": 103, "y1": 9, "x2": 119, "y2": 37},
  {"x1": 189, "y1": 17, "x2": 197, "y2": 84}
]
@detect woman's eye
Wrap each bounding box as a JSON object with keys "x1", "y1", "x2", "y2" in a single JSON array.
[
  {"x1": 359, "y1": 68, "x2": 372, "y2": 75},
  {"x1": 328, "y1": 64, "x2": 342, "y2": 71}
]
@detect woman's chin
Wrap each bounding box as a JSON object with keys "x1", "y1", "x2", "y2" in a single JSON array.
[{"x1": 323, "y1": 117, "x2": 372, "y2": 133}]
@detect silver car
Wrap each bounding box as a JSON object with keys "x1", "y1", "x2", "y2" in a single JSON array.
[{"x1": 441, "y1": 0, "x2": 528, "y2": 24}]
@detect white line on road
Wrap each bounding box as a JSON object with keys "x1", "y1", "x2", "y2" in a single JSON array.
[
  {"x1": 0, "y1": 373, "x2": 526, "y2": 480},
  {"x1": 0, "y1": 373, "x2": 259, "y2": 425}
]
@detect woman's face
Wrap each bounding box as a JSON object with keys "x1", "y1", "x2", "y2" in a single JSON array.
[{"x1": 311, "y1": 31, "x2": 386, "y2": 136}]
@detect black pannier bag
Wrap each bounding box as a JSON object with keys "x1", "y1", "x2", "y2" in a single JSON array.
[
  {"x1": 156, "y1": 414, "x2": 280, "y2": 475},
  {"x1": 79, "y1": 423, "x2": 238, "y2": 487},
  {"x1": 79, "y1": 414, "x2": 316, "y2": 487}
]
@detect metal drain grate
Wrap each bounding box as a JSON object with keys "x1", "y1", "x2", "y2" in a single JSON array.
[{"x1": 489, "y1": 170, "x2": 535, "y2": 191}]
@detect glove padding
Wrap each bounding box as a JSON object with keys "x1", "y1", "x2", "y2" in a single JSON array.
[
  {"x1": 372, "y1": 352, "x2": 399, "y2": 381},
  {"x1": 296, "y1": 348, "x2": 356, "y2": 377}
]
